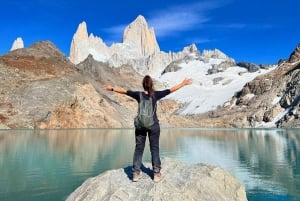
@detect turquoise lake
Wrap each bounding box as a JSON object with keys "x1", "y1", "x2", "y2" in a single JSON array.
[{"x1": 0, "y1": 128, "x2": 299, "y2": 201}]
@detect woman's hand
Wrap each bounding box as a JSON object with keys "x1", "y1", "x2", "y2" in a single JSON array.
[
  {"x1": 181, "y1": 78, "x2": 193, "y2": 86},
  {"x1": 170, "y1": 78, "x2": 193, "y2": 93},
  {"x1": 103, "y1": 85, "x2": 113, "y2": 91}
]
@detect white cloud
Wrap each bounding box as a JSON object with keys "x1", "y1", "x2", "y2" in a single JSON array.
[
  {"x1": 148, "y1": 1, "x2": 222, "y2": 37},
  {"x1": 187, "y1": 37, "x2": 216, "y2": 44},
  {"x1": 104, "y1": 1, "x2": 224, "y2": 41}
]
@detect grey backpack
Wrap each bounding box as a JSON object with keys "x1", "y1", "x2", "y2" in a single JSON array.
[{"x1": 134, "y1": 92, "x2": 156, "y2": 129}]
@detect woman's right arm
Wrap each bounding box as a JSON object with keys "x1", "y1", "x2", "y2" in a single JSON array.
[
  {"x1": 170, "y1": 78, "x2": 192, "y2": 93},
  {"x1": 103, "y1": 85, "x2": 127, "y2": 94}
]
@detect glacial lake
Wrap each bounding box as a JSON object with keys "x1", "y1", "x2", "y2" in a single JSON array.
[{"x1": 0, "y1": 128, "x2": 299, "y2": 201}]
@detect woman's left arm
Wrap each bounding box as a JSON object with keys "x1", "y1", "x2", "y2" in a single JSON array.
[
  {"x1": 103, "y1": 85, "x2": 127, "y2": 94},
  {"x1": 170, "y1": 78, "x2": 193, "y2": 93}
]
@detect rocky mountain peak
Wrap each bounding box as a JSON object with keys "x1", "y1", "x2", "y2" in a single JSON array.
[
  {"x1": 123, "y1": 15, "x2": 160, "y2": 56},
  {"x1": 182, "y1": 44, "x2": 199, "y2": 54},
  {"x1": 201, "y1": 49, "x2": 235, "y2": 63},
  {"x1": 73, "y1": 21, "x2": 89, "y2": 41},
  {"x1": 70, "y1": 21, "x2": 110, "y2": 64},
  {"x1": 289, "y1": 43, "x2": 300, "y2": 63},
  {"x1": 10, "y1": 37, "x2": 24, "y2": 51},
  {"x1": 8, "y1": 41, "x2": 65, "y2": 59}
]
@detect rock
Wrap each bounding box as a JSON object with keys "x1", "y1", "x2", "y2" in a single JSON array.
[
  {"x1": 182, "y1": 43, "x2": 199, "y2": 55},
  {"x1": 202, "y1": 49, "x2": 233, "y2": 61},
  {"x1": 66, "y1": 158, "x2": 247, "y2": 201},
  {"x1": 0, "y1": 123, "x2": 10, "y2": 129},
  {"x1": 213, "y1": 77, "x2": 224, "y2": 85},
  {"x1": 289, "y1": 44, "x2": 300, "y2": 63},
  {"x1": 161, "y1": 60, "x2": 182, "y2": 74},
  {"x1": 263, "y1": 104, "x2": 283, "y2": 122},
  {"x1": 208, "y1": 60, "x2": 236, "y2": 75},
  {"x1": 10, "y1": 37, "x2": 24, "y2": 51},
  {"x1": 236, "y1": 62, "x2": 260, "y2": 72}
]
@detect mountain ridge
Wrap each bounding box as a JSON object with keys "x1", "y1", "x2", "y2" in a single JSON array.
[
  {"x1": 0, "y1": 40, "x2": 299, "y2": 128},
  {"x1": 69, "y1": 15, "x2": 236, "y2": 75}
]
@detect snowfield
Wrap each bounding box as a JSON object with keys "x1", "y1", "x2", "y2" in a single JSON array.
[{"x1": 157, "y1": 58, "x2": 277, "y2": 115}]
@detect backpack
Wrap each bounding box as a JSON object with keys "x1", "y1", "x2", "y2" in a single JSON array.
[{"x1": 134, "y1": 92, "x2": 156, "y2": 129}]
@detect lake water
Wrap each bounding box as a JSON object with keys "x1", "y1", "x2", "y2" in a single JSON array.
[{"x1": 0, "y1": 128, "x2": 299, "y2": 201}]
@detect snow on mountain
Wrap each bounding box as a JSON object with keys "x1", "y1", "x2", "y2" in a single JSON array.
[
  {"x1": 158, "y1": 58, "x2": 277, "y2": 115},
  {"x1": 70, "y1": 16, "x2": 200, "y2": 73},
  {"x1": 69, "y1": 15, "x2": 277, "y2": 116}
]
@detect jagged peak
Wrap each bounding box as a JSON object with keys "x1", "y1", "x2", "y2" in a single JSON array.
[
  {"x1": 132, "y1": 15, "x2": 147, "y2": 26},
  {"x1": 202, "y1": 48, "x2": 231, "y2": 60},
  {"x1": 10, "y1": 37, "x2": 24, "y2": 51},
  {"x1": 288, "y1": 43, "x2": 300, "y2": 63},
  {"x1": 122, "y1": 15, "x2": 160, "y2": 56},
  {"x1": 74, "y1": 21, "x2": 88, "y2": 40},
  {"x1": 182, "y1": 44, "x2": 199, "y2": 54}
]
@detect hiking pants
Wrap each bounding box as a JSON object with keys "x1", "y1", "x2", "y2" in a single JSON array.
[{"x1": 132, "y1": 123, "x2": 161, "y2": 173}]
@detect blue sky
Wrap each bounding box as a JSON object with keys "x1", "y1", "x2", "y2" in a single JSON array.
[{"x1": 1, "y1": 0, "x2": 299, "y2": 64}]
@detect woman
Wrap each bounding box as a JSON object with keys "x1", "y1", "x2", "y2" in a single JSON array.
[{"x1": 103, "y1": 75, "x2": 192, "y2": 182}]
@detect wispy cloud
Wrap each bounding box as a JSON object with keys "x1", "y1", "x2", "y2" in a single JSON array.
[
  {"x1": 147, "y1": 1, "x2": 223, "y2": 37},
  {"x1": 212, "y1": 23, "x2": 275, "y2": 29},
  {"x1": 187, "y1": 37, "x2": 216, "y2": 44},
  {"x1": 104, "y1": 1, "x2": 225, "y2": 41}
]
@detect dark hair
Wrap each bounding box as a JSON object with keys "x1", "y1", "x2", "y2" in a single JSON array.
[{"x1": 142, "y1": 75, "x2": 155, "y2": 98}]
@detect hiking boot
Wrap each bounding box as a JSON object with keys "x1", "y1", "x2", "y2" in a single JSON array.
[
  {"x1": 132, "y1": 171, "x2": 142, "y2": 182},
  {"x1": 153, "y1": 172, "x2": 162, "y2": 183}
]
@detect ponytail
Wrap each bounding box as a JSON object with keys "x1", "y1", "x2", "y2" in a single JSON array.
[{"x1": 142, "y1": 75, "x2": 155, "y2": 98}]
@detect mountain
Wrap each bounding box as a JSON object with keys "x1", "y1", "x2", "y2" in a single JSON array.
[
  {"x1": 1, "y1": 14, "x2": 299, "y2": 128},
  {"x1": 1, "y1": 40, "x2": 299, "y2": 128},
  {"x1": 194, "y1": 44, "x2": 300, "y2": 128},
  {"x1": 0, "y1": 41, "x2": 131, "y2": 128},
  {"x1": 70, "y1": 21, "x2": 110, "y2": 64},
  {"x1": 69, "y1": 15, "x2": 207, "y2": 74}
]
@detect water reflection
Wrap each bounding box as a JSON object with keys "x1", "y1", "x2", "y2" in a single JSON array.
[{"x1": 0, "y1": 128, "x2": 299, "y2": 201}]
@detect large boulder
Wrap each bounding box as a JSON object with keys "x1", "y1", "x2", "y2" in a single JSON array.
[{"x1": 67, "y1": 158, "x2": 247, "y2": 201}]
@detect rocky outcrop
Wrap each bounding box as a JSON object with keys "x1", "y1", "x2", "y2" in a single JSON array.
[
  {"x1": 69, "y1": 21, "x2": 109, "y2": 64},
  {"x1": 10, "y1": 37, "x2": 24, "y2": 51},
  {"x1": 289, "y1": 44, "x2": 300, "y2": 63},
  {"x1": 208, "y1": 60, "x2": 236, "y2": 74},
  {"x1": 202, "y1": 49, "x2": 233, "y2": 60},
  {"x1": 277, "y1": 62, "x2": 300, "y2": 127},
  {"x1": 237, "y1": 62, "x2": 260, "y2": 72},
  {"x1": 67, "y1": 158, "x2": 247, "y2": 201},
  {"x1": 123, "y1": 15, "x2": 160, "y2": 56}
]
